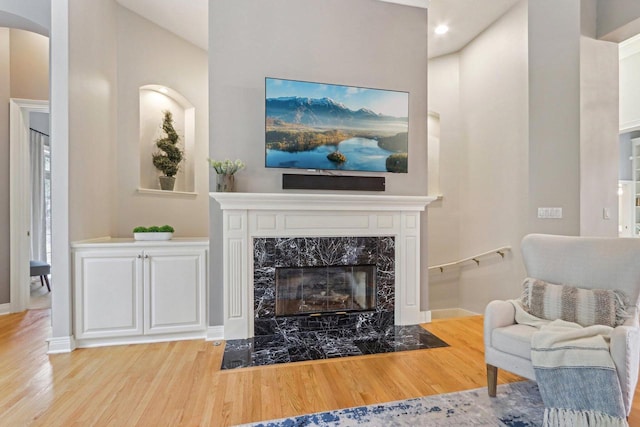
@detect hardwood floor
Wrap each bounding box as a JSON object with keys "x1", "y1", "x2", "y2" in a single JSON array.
[{"x1": 1, "y1": 310, "x2": 639, "y2": 426}]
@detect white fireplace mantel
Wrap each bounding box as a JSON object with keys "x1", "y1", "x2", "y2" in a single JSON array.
[
  {"x1": 211, "y1": 192, "x2": 436, "y2": 212},
  {"x1": 210, "y1": 192, "x2": 437, "y2": 339}
]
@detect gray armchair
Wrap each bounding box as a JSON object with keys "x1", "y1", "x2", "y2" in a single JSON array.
[{"x1": 484, "y1": 234, "x2": 640, "y2": 416}]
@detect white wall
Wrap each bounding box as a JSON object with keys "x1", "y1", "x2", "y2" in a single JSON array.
[
  {"x1": 115, "y1": 6, "x2": 209, "y2": 238},
  {"x1": 210, "y1": 0, "x2": 429, "y2": 325}
]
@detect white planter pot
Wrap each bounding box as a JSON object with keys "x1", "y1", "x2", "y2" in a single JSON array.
[{"x1": 134, "y1": 232, "x2": 173, "y2": 241}]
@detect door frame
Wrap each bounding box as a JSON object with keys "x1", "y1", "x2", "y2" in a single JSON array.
[{"x1": 10, "y1": 98, "x2": 49, "y2": 313}]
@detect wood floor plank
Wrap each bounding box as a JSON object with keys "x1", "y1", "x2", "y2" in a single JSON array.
[{"x1": 1, "y1": 309, "x2": 639, "y2": 426}]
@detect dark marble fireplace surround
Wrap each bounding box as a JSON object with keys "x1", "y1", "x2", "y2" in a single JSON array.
[
  {"x1": 220, "y1": 236, "x2": 448, "y2": 369},
  {"x1": 254, "y1": 236, "x2": 396, "y2": 336}
]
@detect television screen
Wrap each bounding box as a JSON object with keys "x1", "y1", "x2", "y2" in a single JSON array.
[{"x1": 265, "y1": 78, "x2": 409, "y2": 173}]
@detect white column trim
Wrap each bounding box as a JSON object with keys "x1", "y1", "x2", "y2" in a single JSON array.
[
  {"x1": 0, "y1": 303, "x2": 10, "y2": 315},
  {"x1": 50, "y1": 0, "x2": 73, "y2": 343},
  {"x1": 206, "y1": 325, "x2": 224, "y2": 341},
  {"x1": 47, "y1": 335, "x2": 76, "y2": 354}
]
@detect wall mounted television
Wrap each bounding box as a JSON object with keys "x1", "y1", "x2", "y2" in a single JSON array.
[{"x1": 265, "y1": 78, "x2": 409, "y2": 173}]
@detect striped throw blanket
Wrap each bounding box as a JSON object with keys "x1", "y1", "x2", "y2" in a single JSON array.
[{"x1": 513, "y1": 300, "x2": 629, "y2": 427}]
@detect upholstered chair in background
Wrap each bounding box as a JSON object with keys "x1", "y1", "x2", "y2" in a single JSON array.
[{"x1": 484, "y1": 234, "x2": 640, "y2": 416}]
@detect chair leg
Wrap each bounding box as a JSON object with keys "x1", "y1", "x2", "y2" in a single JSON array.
[
  {"x1": 487, "y1": 364, "x2": 498, "y2": 397},
  {"x1": 42, "y1": 275, "x2": 51, "y2": 292},
  {"x1": 39, "y1": 276, "x2": 45, "y2": 287}
]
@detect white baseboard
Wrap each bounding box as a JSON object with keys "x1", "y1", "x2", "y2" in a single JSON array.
[
  {"x1": 206, "y1": 325, "x2": 224, "y2": 341},
  {"x1": 47, "y1": 335, "x2": 76, "y2": 354},
  {"x1": 430, "y1": 308, "x2": 478, "y2": 320},
  {"x1": 75, "y1": 331, "x2": 206, "y2": 349},
  {"x1": 0, "y1": 303, "x2": 10, "y2": 315},
  {"x1": 418, "y1": 310, "x2": 432, "y2": 323}
]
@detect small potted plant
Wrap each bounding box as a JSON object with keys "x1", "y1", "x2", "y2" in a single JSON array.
[
  {"x1": 208, "y1": 158, "x2": 245, "y2": 192},
  {"x1": 152, "y1": 110, "x2": 184, "y2": 191},
  {"x1": 133, "y1": 225, "x2": 175, "y2": 241}
]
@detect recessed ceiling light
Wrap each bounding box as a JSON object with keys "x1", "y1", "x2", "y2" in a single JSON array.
[{"x1": 434, "y1": 25, "x2": 449, "y2": 35}]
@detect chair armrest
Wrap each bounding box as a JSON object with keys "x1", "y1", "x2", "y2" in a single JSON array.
[
  {"x1": 610, "y1": 325, "x2": 640, "y2": 416},
  {"x1": 484, "y1": 300, "x2": 516, "y2": 350}
]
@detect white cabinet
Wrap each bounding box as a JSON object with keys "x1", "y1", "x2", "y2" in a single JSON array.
[
  {"x1": 74, "y1": 249, "x2": 143, "y2": 339},
  {"x1": 73, "y1": 238, "x2": 208, "y2": 346},
  {"x1": 144, "y1": 248, "x2": 206, "y2": 335}
]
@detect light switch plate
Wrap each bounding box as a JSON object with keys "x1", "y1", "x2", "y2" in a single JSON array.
[{"x1": 538, "y1": 207, "x2": 562, "y2": 219}]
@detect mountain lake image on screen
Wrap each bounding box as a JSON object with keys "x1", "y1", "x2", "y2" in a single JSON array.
[{"x1": 265, "y1": 78, "x2": 409, "y2": 173}]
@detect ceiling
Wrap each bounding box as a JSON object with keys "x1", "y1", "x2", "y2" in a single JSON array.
[
  {"x1": 115, "y1": 0, "x2": 208, "y2": 51},
  {"x1": 428, "y1": 0, "x2": 520, "y2": 58},
  {"x1": 115, "y1": 0, "x2": 519, "y2": 59}
]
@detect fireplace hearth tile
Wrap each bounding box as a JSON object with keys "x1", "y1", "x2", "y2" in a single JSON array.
[
  {"x1": 219, "y1": 325, "x2": 448, "y2": 369},
  {"x1": 252, "y1": 347, "x2": 291, "y2": 366},
  {"x1": 354, "y1": 338, "x2": 394, "y2": 354}
]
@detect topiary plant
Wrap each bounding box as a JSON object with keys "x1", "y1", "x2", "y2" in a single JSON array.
[{"x1": 152, "y1": 110, "x2": 184, "y2": 178}]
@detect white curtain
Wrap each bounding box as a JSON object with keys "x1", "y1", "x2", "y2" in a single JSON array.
[{"x1": 30, "y1": 129, "x2": 48, "y2": 262}]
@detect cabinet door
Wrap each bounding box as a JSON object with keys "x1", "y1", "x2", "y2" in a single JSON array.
[
  {"x1": 74, "y1": 250, "x2": 143, "y2": 339},
  {"x1": 143, "y1": 247, "x2": 206, "y2": 334}
]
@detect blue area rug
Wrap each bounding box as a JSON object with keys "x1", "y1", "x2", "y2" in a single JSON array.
[{"x1": 237, "y1": 381, "x2": 544, "y2": 427}]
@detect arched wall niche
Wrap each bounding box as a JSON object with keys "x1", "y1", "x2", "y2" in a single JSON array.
[
  {"x1": 427, "y1": 110, "x2": 441, "y2": 196},
  {"x1": 139, "y1": 84, "x2": 195, "y2": 193}
]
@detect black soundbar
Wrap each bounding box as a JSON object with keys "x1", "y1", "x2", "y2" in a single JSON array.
[{"x1": 282, "y1": 174, "x2": 385, "y2": 191}]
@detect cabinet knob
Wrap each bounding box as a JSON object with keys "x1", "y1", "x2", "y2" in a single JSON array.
[
  {"x1": 137, "y1": 254, "x2": 142, "y2": 258},
  {"x1": 144, "y1": 255, "x2": 149, "y2": 259}
]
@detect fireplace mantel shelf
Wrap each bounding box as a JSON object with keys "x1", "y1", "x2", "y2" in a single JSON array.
[{"x1": 210, "y1": 192, "x2": 437, "y2": 211}]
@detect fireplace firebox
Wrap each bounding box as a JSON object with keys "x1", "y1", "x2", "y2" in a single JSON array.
[
  {"x1": 253, "y1": 236, "x2": 395, "y2": 337},
  {"x1": 275, "y1": 264, "x2": 376, "y2": 316}
]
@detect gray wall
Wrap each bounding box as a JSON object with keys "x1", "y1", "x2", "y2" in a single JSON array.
[
  {"x1": 115, "y1": 6, "x2": 209, "y2": 238},
  {"x1": 597, "y1": 0, "x2": 640, "y2": 42},
  {"x1": 457, "y1": 0, "x2": 529, "y2": 313},
  {"x1": 209, "y1": 0, "x2": 428, "y2": 325},
  {"x1": 68, "y1": 0, "x2": 117, "y2": 243},
  {"x1": 428, "y1": 0, "x2": 621, "y2": 313},
  {"x1": 579, "y1": 34, "x2": 619, "y2": 237},
  {"x1": 0, "y1": 0, "x2": 50, "y2": 35},
  {"x1": 528, "y1": 0, "x2": 581, "y2": 236},
  {"x1": 30, "y1": 112, "x2": 49, "y2": 135},
  {"x1": 426, "y1": 53, "x2": 462, "y2": 310}
]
